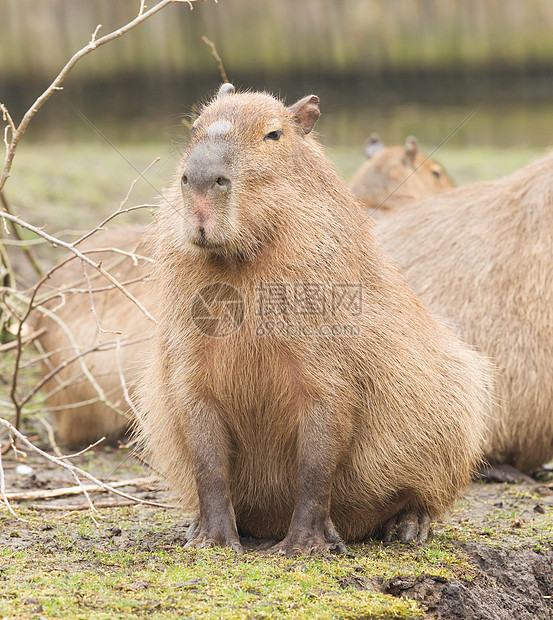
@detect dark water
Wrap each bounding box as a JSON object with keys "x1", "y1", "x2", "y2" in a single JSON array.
[{"x1": 5, "y1": 72, "x2": 553, "y2": 154}]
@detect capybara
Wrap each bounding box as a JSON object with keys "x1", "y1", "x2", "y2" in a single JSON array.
[
  {"x1": 35, "y1": 225, "x2": 152, "y2": 447},
  {"x1": 377, "y1": 151, "x2": 553, "y2": 476},
  {"x1": 349, "y1": 134, "x2": 454, "y2": 218},
  {"x1": 136, "y1": 84, "x2": 494, "y2": 555}
]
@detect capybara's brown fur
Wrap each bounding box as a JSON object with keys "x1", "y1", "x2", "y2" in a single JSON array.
[
  {"x1": 136, "y1": 85, "x2": 493, "y2": 554},
  {"x1": 350, "y1": 134, "x2": 454, "y2": 218},
  {"x1": 377, "y1": 151, "x2": 553, "y2": 473},
  {"x1": 35, "y1": 225, "x2": 152, "y2": 447}
]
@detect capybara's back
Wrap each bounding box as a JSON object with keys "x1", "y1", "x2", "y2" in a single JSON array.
[
  {"x1": 350, "y1": 135, "x2": 454, "y2": 218},
  {"x1": 137, "y1": 85, "x2": 493, "y2": 555},
  {"x1": 35, "y1": 225, "x2": 152, "y2": 447},
  {"x1": 377, "y1": 152, "x2": 553, "y2": 472}
]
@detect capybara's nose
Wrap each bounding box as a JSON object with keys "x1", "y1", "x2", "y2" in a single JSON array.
[{"x1": 182, "y1": 142, "x2": 231, "y2": 194}]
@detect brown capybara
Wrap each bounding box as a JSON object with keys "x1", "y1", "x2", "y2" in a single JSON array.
[
  {"x1": 35, "y1": 225, "x2": 152, "y2": 447},
  {"x1": 377, "y1": 151, "x2": 553, "y2": 476},
  {"x1": 136, "y1": 84, "x2": 494, "y2": 556},
  {"x1": 349, "y1": 134, "x2": 454, "y2": 218}
]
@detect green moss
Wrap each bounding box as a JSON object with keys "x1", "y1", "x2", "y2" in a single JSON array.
[{"x1": 0, "y1": 505, "x2": 483, "y2": 619}]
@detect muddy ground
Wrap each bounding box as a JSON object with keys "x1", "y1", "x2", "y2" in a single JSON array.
[{"x1": 1, "y1": 438, "x2": 553, "y2": 619}]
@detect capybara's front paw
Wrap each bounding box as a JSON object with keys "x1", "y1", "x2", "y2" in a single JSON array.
[
  {"x1": 380, "y1": 509, "x2": 430, "y2": 544},
  {"x1": 184, "y1": 517, "x2": 243, "y2": 553},
  {"x1": 267, "y1": 518, "x2": 347, "y2": 557}
]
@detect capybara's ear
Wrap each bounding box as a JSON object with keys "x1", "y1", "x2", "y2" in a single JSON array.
[
  {"x1": 217, "y1": 83, "x2": 235, "y2": 98},
  {"x1": 288, "y1": 95, "x2": 320, "y2": 135},
  {"x1": 364, "y1": 133, "x2": 385, "y2": 159},
  {"x1": 404, "y1": 136, "x2": 418, "y2": 166}
]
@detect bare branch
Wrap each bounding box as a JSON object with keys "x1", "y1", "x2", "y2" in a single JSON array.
[
  {"x1": 201, "y1": 35, "x2": 229, "y2": 83},
  {"x1": 0, "y1": 417, "x2": 175, "y2": 509},
  {"x1": 0, "y1": 210, "x2": 155, "y2": 322},
  {"x1": 1, "y1": 191, "x2": 44, "y2": 278},
  {"x1": 0, "y1": 0, "x2": 201, "y2": 192},
  {"x1": 0, "y1": 440, "x2": 27, "y2": 521}
]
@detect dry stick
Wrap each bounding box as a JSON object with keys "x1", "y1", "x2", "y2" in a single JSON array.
[
  {"x1": 81, "y1": 259, "x2": 113, "y2": 340},
  {"x1": 37, "y1": 415, "x2": 100, "y2": 523},
  {"x1": 2, "y1": 477, "x2": 155, "y2": 501},
  {"x1": 12, "y1": 272, "x2": 153, "y2": 313},
  {"x1": 0, "y1": 439, "x2": 25, "y2": 520},
  {"x1": 0, "y1": 418, "x2": 175, "y2": 509},
  {"x1": 9, "y1": 294, "x2": 127, "y2": 419},
  {"x1": 0, "y1": 211, "x2": 155, "y2": 322},
  {"x1": 30, "y1": 501, "x2": 136, "y2": 511},
  {"x1": 115, "y1": 340, "x2": 140, "y2": 418},
  {"x1": 22, "y1": 247, "x2": 153, "y2": 311},
  {"x1": 201, "y1": 35, "x2": 229, "y2": 83},
  {"x1": 0, "y1": 327, "x2": 45, "y2": 353},
  {"x1": 73, "y1": 163, "x2": 160, "y2": 249},
  {"x1": 0, "y1": 0, "x2": 201, "y2": 192},
  {"x1": 0, "y1": 229, "x2": 14, "y2": 290},
  {"x1": 21, "y1": 334, "x2": 150, "y2": 374},
  {"x1": 0, "y1": 191, "x2": 44, "y2": 278},
  {"x1": 33, "y1": 273, "x2": 153, "y2": 301},
  {"x1": 19, "y1": 324, "x2": 150, "y2": 410}
]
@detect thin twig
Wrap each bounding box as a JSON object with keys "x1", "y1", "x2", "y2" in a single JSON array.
[
  {"x1": 0, "y1": 0, "x2": 200, "y2": 192},
  {"x1": 115, "y1": 341, "x2": 140, "y2": 418},
  {"x1": 37, "y1": 415, "x2": 100, "y2": 522},
  {"x1": 72, "y1": 202, "x2": 157, "y2": 248},
  {"x1": 0, "y1": 440, "x2": 27, "y2": 521},
  {"x1": 1, "y1": 192, "x2": 44, "y2": 278},
  {"x1": 1, "y1": 476, "x2": 156, "y2": 501},
  {"x1": 0, "y1": 211, "x2": 155, "y2": 322},
  {"x1": 0, "y1": 418, "x2": 175, "y2": 509},
  {"x1": 201, "y1": 35, "x2": 229, "y2": 83},
  {"x1": 0, "y1": 327, "x2": 45, "y2": 352},
  {"x1": 29, "y1": 500, "x2": 136, "y2": 511}
]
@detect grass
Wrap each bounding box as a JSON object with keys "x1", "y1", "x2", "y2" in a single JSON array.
[
  {"x1": 0, "y1": 505, "x2": 476, "y2": 620},
  {"x1": 1, "y1": 487, "x2": 552, "y2": 619}
]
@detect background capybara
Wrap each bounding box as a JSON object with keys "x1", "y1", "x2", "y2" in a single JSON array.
[
  {"x1": 377, "y1": 151, "x2": 553, "y2": 476},
  {"x1": 136, "y1": 84, "x2": 494, "y2": 555},
  {"x1": 35, "y1": 225, "x2": 152, "y2": 447},
  {"x1": 349, "y1": 134, "x2": 454, "y2": 218}
]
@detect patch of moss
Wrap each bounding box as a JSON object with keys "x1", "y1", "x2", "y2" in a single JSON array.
[{"x1": 0, "y1": 504, "x2": 482, "y2": 619}]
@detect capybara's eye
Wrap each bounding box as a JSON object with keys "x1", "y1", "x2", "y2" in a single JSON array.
[
  {"x1": 215, "y1": 177, "x2": 230, "y2": 188},
  {"x1": 432, "y1": 169, "x2": 441, "y2": 178},
  {"x1": 264, "y1": 130, "x2": 283, "y2": 141},
  {"x1": 182, "y1": 174, "x2": 188, "y2": 186}
]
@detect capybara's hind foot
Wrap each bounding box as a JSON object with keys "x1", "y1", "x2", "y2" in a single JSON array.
[
  {"x1": 476, "y1": 463, "x2": 535, "y2": 484},
  {"x1": 267, "y1": 518, "x2": 347, "y2": 557},
  {"x1": 380, "y1": 509, "x2": 430, "y2": 544},
  {"x1": 184, "y1": 516, "x2": 243, "y2": 553}
]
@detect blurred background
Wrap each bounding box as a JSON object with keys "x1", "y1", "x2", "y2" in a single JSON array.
[{"x1": 2, "y1": 0, "x2": 553, "y2": 236}]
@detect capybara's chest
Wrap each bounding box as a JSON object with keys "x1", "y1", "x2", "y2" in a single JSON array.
[{"x1": 197, "y1": 333, "x2": 307, "y2": 432}]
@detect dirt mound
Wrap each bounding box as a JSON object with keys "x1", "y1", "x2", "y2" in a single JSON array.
[{"x1": 384, "y1": 542, "x2": 553, "y2": 619}]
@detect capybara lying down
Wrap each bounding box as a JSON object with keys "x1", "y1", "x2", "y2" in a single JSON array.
[
  {"x1": 350, "y1": 134, "x2": 454, "y2": 218},
  {"x1": 377, "y1": 150, "x2": 553, "y2": 476},
  {"x1": 136, "y1": 84, "x2": 494, "y2": 555},
  {"x1": 35, "y1": 225, "x2": 152, "y2": 447}
]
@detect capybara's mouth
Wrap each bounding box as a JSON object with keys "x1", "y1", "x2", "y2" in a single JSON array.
[{"x1": 191, "y1": 235, "x2": 225, "y2": 250}]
